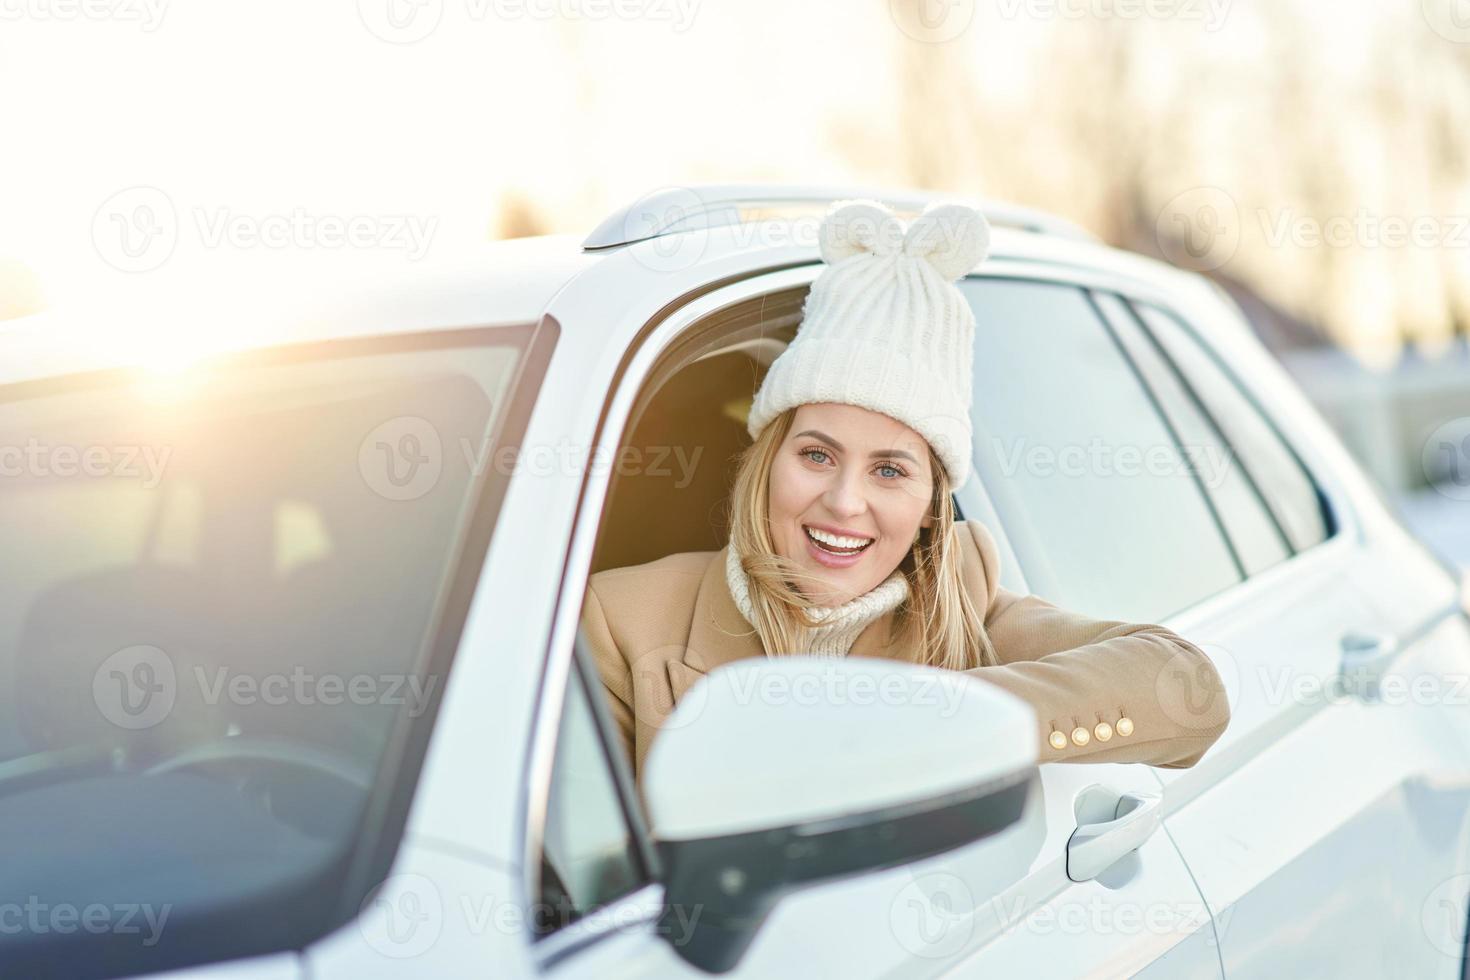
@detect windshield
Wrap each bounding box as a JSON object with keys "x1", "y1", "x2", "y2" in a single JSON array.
[{"x1": 0, "y1": 328, "x2": 534, "y2": 978}]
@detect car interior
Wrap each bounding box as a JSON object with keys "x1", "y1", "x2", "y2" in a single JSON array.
[{"x1": 587, "y1": 287, "x2": 805, "y2": 575}]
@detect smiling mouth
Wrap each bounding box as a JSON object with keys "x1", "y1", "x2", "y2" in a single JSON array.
[{"x1": 803, "y1": 525, "x2": 875, "y2": 556}]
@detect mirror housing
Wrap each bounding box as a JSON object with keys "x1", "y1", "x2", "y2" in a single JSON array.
[{"x1": 643, "y1": 656, "x2": 1037, "y2": 973}]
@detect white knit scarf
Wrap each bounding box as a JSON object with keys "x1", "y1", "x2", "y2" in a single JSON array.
[{"x1": 724, "y1": 545, "x2": 909, "y2": 657}]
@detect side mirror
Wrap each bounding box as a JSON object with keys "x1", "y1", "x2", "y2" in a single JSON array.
[{"x1": 643, "y1": 656, "x2": 1037, "y2": 973}]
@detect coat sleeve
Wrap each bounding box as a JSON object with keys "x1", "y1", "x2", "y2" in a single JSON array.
[
  {"x1": 578, "y1": 577, "x2": 638, "y2": 771},
  {"x1": 960, "y1": 521, "x2": 1231, "y2": 768}
]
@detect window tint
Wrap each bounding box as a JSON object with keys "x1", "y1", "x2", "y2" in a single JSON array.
[
  {"x1": 958, "y1": 278, "x2": 1241, "y2": 622},
  {"x1": 1093, "y1": 292, "x2": 1291, "y2": 577},
  {"x1": 536, "y1": 654, "x2": 647, "y2": 936},
  {"x1": 1133, "y1": 303, "x2": 1330, "y2": 553}
]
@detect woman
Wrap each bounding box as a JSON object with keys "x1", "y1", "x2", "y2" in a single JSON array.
[{"x1": 581, "y1": 199, "x2": 1231, "y2": 782}]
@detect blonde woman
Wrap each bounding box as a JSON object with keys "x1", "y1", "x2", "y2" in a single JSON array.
[{"x1": 580, "y1": 199, "x2": 1231, "y2": 782}]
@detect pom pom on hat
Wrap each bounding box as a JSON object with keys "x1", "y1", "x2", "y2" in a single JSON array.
[
  {"x1": 818, "y1": 199, "x2": 904, "y2": 263},
  {"x1": 746, "y1": 197, "x2": 993, "y2": 491},
  {"x1": 903, "y1": 202, "x2": 991, "y2": 280}
]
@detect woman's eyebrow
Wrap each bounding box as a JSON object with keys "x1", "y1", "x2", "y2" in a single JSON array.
[{"x1": 794, "y1": 430, "x2": 919, "y2": 464}]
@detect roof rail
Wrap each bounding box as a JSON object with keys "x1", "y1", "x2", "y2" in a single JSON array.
[{"x1": 582, "y1": 184, "x2": 1098, "y2": 250}]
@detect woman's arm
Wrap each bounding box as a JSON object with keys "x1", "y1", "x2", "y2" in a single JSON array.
[{"x1": 960, "y1": 521, "x2": 1231, "y2": 768}]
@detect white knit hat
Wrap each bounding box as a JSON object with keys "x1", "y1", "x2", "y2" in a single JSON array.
[{"x1": 746, "y1": 198, "x2": 991, "y2": 491}]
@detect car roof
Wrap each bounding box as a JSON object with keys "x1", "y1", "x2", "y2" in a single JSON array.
[{"x1": 0, "y1": 212, "x2": 1201, "y2": 388}]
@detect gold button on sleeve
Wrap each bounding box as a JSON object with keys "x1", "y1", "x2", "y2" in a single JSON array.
[
  {"x1": 1116, "y1": 716, "x2": 1134, "y2": 737},
  {"x1": 1070, "y1": 726, "x2": 1090, "y2": 747},
  {"x1": 1048, "y1": 730, "x2": 1068, "y2": 750},
  {"x1": 1093, "y1": 721, "x2": 1113, "y2": 742}
]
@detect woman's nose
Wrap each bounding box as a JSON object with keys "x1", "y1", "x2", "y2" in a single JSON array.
[{"x1": 822, "y1": 466, "x2": 868, "y2": 518}]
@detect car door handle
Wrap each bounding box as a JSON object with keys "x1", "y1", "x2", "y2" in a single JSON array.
[
  {"x1": 1066, "y1": 791, "x2": 1163, "y2": 882},
  {"x1": 1338, "y1": 630, "x2": 1401, "y2": 700}
]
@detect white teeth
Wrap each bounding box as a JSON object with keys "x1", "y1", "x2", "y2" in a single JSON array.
[{"x1": 805, "y1": 526, "x2": 873, "y2": 551}]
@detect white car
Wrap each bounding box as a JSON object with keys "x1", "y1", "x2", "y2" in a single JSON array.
[{"x1": 4, "y1": 185, "x2": 1470, "y2": 979}]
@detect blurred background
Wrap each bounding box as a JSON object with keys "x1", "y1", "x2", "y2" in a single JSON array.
[{"x1": 3, "y1": 0, "x2": 1468, "y2": 567}]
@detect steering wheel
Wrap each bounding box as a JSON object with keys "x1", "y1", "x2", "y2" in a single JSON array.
[{"x1": 142, "y1": 735, "x2": 375, "y2": 792}]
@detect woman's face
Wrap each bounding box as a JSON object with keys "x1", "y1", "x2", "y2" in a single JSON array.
[{"x1": 767, "y1": 402, "x2": 936, "y2": 606}]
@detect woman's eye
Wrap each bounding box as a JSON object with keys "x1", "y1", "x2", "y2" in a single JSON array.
[
  {"x1": 876, "y1": 463, "x2": 905, "y2": 480},
  {"x1": 802, "y1": 448, "x2": 830, "y2": 465}
]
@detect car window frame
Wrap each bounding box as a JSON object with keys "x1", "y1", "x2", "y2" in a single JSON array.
[
  {"x1": 0, "y1": 322, "x2": 555, "y2": 972},
  {"x1": 522, "y1": 264, "x2": 822, "y2": 970},
  {"x1": 1123, "y1": 297, "x2": 1338, "y2": 551},
  {"x1": 1090, "y1": 288, "x2": 1290, "y2": 576}
]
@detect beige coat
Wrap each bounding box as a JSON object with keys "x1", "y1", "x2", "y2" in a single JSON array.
[{"x1": 581, "y1": 520, "x2": 1230, "y2": 781}]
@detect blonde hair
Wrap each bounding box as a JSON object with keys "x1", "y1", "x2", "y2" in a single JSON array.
[{"x1": 724, "y1": 406, "x2": 1000, "y2": 670}]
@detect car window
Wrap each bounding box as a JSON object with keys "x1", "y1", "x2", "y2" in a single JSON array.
[
  {"x1": 535, "y1": 647, "x2": 649, "y2": 937},
  {"x1": 1093, "y1": 292, "x2": 1291, "y2": 577},
  {"x1": 957, "y1": 278, "x2": 1242, "y2": 622},
  {"x1": 0, "y1": 331, "x2": 532, "y2": 977},
  {"x1": 1133, "y1": 302, "x2": 1331, "y2": 554}
]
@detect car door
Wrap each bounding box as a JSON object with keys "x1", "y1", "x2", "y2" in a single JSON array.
[
  {"x1": 533, "y1": 245, "x2": 1224, "y2": 978},
  {"x1": 1100, "y1": 290, "x2": 1470, "y2": 978}
]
